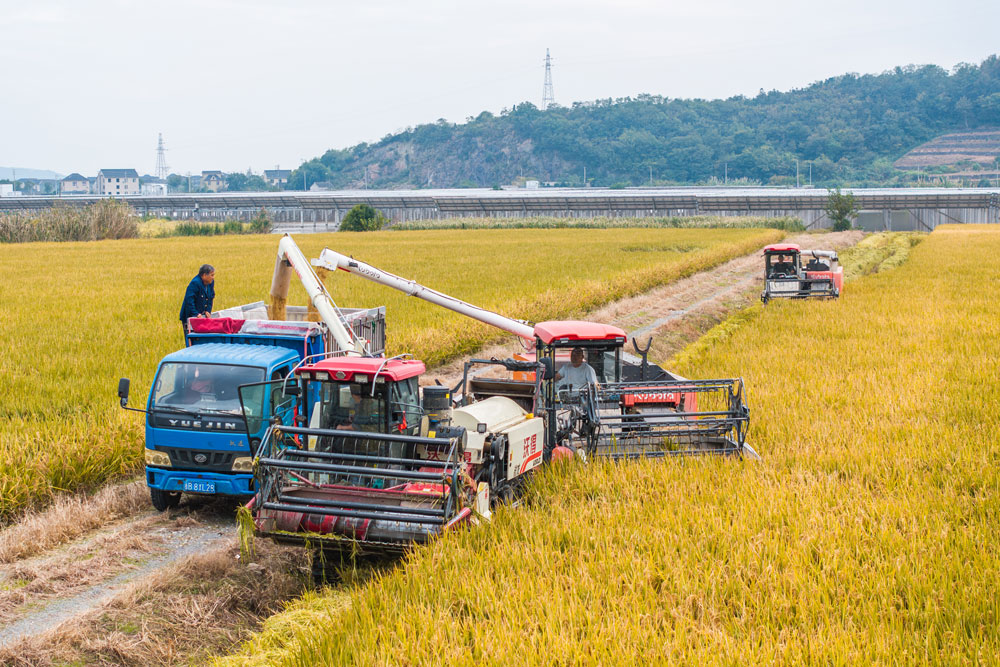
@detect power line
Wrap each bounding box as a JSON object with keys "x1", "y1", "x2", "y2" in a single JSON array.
[{"x1": 542, "y1": 48, "x2": 555, "y2": 110}]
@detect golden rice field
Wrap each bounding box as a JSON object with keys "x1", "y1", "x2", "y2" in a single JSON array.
[
  {"x1": 218, "y1": 225, "x2": 999, "y2": 665},
  {"x1": 0, "y1": 227, "x2": 781, "y2": 521}
]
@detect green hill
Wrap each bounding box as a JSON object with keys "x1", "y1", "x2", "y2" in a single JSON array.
[{"x1": 291, "y1": 56, "x2": 1000, "y2": 189}]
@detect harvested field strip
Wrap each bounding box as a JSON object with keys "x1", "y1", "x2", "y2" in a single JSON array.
[
  {"x1": 218, "y1": 225, "x2": 998, "y2": 664},
  {"x1": 0, "y1": 541, "x2": 311, "y2": 666},
  {"x1": 0, "y1": 227, "x2": 781, "y2": 521},
  {"x1": 840, "y1": 231, "x2": 923, "y2": 279},
  {"x1": 0, "y1": 516, "x2": 163, "y2": 625},
  {"x1": 0, "y1": 481, "x2": 148, "y2": 564}
]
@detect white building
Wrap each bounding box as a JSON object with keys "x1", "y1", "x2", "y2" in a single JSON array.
[
  {"x1": 201, "y1": 170, "x2": 225, "y2": 192},
  {"x1": 264, "y1": 169, "x2": 291, "y2": 188},
  {"x1": 97, "y1": 169, "x2": 140, "y2": 196},
  {"x1": 141, "y1": 182, "x2": 168, "y2": 196},
  {"x1": 61, "y1": 173, "x2": 90, "y2": 195}
]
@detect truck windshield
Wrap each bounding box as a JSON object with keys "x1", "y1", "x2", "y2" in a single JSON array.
[
  {"x1": 317, "y1": 381, "x2": 387, "y2": 432},
  {"x1": 152, "y1": 363, "x2": 265, "y2": 414}
]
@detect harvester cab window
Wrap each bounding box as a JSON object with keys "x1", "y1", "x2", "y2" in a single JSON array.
[
  {"x1": 390, "y1": 378, "x2": 421, "y2": 434},
  {"x1": 767, "y1": 253, "x2": 799, "y2": 278},
  {"x1": 318, "y1": 381, "x2": 387, "y2": 433},
  {"x1": 592, "y1": 348, "x2": 621, "y2": 384},
  {"x1": 268, "y1": 368, "x2": 296, "y2": 423},
  {"x1": 549, "y1": 342, "x2": 620, "y2": 403}
]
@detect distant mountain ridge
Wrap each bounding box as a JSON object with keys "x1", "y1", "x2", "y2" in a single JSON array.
[
  {"x1": 0, "y1": 167, "x2": 64, "y2": 181},
  {"x1": 290, "y1": 55, "x2": 1000, "y2": 189}
]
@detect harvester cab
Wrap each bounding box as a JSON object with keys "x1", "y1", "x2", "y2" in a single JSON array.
[
  {"x1": 761, "y1": 243, "x2": 842, "y2": 304},
  {"x1": 240, "y1": 355, "x2": 545, "y2": 556}
]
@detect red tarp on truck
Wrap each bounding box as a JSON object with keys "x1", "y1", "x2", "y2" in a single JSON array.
[{"x1": 188, "y1": 317, "x2": 246, "y2": 334}]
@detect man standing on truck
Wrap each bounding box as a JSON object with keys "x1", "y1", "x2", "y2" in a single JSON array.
[{"x1": 179, "y1": 264, "x2": 215, "y2": 341}]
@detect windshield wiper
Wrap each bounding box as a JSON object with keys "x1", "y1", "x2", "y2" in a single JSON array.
[
  {"x1": 152, "y1": 405, "x2": 203, "y2": 418},
  {"x1": 200, "y1": 408, "x2": 244, "y2": 415}
]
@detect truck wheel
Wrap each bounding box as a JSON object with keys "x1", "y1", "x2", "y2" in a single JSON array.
[{"x1": 150, "y1": 487, "x2": 181, "y2": 511}]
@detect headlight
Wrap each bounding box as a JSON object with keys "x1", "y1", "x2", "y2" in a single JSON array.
[
  {"x1": 232, "y1": 456, "x2": 254, "y2": 472},
  {"x1": 145, "y1": 449, "x2": 171, "y2": 467}
]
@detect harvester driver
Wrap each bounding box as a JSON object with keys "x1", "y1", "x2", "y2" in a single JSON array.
[
  {"x1": 555, "y1": 347, "x2": 599, "y2": 395},
  {"x1": 770, "y1": 254, "x2": 795, "y2": 277}
]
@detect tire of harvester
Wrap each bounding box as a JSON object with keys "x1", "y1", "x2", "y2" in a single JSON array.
[{"x1": 150, "y1": 487, "x2": 181, "y2": 511}]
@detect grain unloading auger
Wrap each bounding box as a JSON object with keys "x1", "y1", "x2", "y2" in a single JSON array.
[{"x1": 312, "y1": 247, "x2": 757, "y2": 461}]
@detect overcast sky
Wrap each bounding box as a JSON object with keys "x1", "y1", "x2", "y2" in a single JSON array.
[{"x1": 1, "y1": 0, "x2": 997, "y2": 177}]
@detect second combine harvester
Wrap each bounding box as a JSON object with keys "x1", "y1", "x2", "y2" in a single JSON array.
[{"x1": 241, "y1": 235, "x2": 755, "y2": 556}]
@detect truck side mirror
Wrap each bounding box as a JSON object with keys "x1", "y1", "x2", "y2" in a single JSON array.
[{"x1": 118, "y1": 378, "x2": 130, "y2": 406}]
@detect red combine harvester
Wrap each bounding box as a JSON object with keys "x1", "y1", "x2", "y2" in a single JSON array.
[
  {"x1": 238, "y1": 236, "x2": 755, "y2": 557},
  {"x1": 761, "y1": 243, "x2": 842, "y2": 304}
]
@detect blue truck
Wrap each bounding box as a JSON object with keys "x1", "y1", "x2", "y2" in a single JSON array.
[{"x1": 118, "y1": 300, "x2": 386, "y2": 511}]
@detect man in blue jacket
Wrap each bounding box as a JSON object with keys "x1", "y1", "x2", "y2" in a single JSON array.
[{"x1": 179, "y1": 264, "x2": 215, "y2": 341}]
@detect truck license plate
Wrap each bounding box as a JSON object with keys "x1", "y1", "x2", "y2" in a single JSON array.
[{"x1": 183, "y1": 480, "x2": 216, "y2": 494}]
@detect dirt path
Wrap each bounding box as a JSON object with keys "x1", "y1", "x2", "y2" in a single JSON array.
[{"x1": 0, "y1": 229, "x2": 865, "y2": 665}]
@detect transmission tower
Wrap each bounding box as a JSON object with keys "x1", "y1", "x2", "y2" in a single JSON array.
[
  {"x1": 155, "y1": 133, "x2": 169, "y2": 180},
  {"x1": 542, "y1": 48, "x2": 555, "y2": 110}
]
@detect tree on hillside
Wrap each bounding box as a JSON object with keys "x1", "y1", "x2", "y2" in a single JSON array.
[
  {"x1": 287, "y1": 159, "x2": 332, "y2": 190},
  {"x1": 167, "y1": 174, "x2": 189, "y2": 193},
  {"x1": 826, "y1": 188, "x2": 859, "y2": 231},
  {"x1": 339, "y1": 204, "x2": 389, "y2": 231},
  {"x1": 226, "y1": 172, "x2": 271, "y2": 192}
]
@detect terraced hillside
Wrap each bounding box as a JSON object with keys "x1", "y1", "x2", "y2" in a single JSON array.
[{"x1": 894, "y1": 129, "x2": 1000, "y2": 168}]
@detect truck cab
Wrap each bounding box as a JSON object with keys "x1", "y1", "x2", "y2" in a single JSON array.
[
  {"x1": 143, "y1": 342, "x2": 299, "y2": 510},
  {"x1": 120, "y1": 300, "x2": 387, "y2": 512}
]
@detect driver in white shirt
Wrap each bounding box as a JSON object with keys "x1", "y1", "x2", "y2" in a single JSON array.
[{"x1": 555, "y1": 347, "x2": 599, "y2": 394}]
